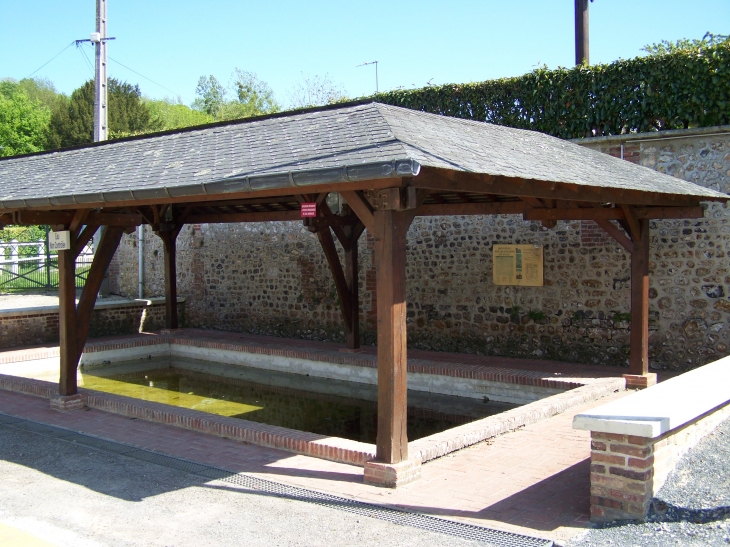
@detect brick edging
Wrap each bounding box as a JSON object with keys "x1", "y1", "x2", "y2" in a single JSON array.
[
  {"x1": 0, "y1": 374, "x2": 56, "y2": 399},
  {"x1": 410, "y1": 377, "x2": 626, "y2": 464},
  {"x1": 0, "y1": 372, "x2": 624, "y2": 471},
  {"x1": 74, "y1": 331, "x2": 601, "y2": 390},
  {"x1": 0, "y1": 347, "x2": 61, "y2": 364},
  {"x1": 0, "y1": 372, "x2": 375, "y2": 467}
]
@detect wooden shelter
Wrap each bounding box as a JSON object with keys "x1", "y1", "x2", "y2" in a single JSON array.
[{"x1": 0, "y1": 101, "x2": 726, "y2": 468}]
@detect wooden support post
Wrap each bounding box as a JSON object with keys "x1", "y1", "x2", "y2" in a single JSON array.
[
  {"x1": 373, "y1": 208, "x2": 411, "y2": 464},
  {"x1": 160, "y1": 231, "x2": 179, "y2": 329},
  {"x1": 74, "y1": 226, "x2": 124, "y2": 361},
  {"x1": 58, "y1": 223, "x2": 123, "y2": 396},
  {"x1": 345, "y1": 234, "x2": 360, "y2": 350},
  {"x1": 316, "y1": 227, "x2": 352, "y2": 330},
  {"x1": 629, "y1": 218, "x2": 650, "y2": 376},
  {"x1": 58, "y1": 247, "x2": 78, "y2": 396}
]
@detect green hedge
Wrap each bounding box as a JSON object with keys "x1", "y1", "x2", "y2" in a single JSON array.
[{"x1": 374, "y1": 43, "x2": 730, "y2": 139}]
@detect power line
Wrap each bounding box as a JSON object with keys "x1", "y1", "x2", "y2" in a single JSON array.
[
  {"x1": 78, "y1": 43, "x2": 95, "y2": 75},
  {"x1": 26, "y1": 41, "x2": 75, "y2": 78},
  {"x1": 107, "y1": 55, "x2": 183, "y2": 98}
]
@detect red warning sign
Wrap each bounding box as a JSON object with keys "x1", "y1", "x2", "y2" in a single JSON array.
[{"x1": 300, "y1": 202, "x2": 317, "y2": 218}]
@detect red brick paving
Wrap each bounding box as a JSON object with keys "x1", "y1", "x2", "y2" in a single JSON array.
[
  {"x1": 0, "y1": 330, "x2": 643, "y2": 542},
  {"x1": 0, "y1": 385, "x2": 627, "y2": 543}
]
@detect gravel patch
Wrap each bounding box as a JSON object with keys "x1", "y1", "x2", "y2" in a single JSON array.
[{"x1": 567, "y1": 416, "x2": 730, "y2": 547}]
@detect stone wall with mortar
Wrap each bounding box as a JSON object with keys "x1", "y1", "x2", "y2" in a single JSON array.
[
  {"x1": 108, "y1": 126, "x2": 730, "y2": 371},
  {"x1": 0, "y1": 299, "x2": 175, "y2": 350}
]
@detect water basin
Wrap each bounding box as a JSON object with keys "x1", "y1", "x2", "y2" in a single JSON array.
[{"x1": 80, "y1": 358, "x2": 519, "y2": 443}]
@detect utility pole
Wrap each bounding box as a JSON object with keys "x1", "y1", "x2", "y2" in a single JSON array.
[
  {"x1": 93, "y1": 0, "x2": 108, "y2": 142},
  {"x1": 575, "y1": 0, "x2": 590, "y2": 65},
  {"x1": 75, "y1": 0, "x2": 115, "y2": 296},
  {"x1": 75, "y1": 0, "x2": 114, "y2": 140}
]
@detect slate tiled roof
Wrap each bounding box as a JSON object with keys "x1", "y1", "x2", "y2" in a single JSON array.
[{"x1": 0, "y1": 102, "x2": 725, "y2": 209}]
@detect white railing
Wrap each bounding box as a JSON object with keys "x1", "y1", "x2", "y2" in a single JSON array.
[{"x1": 0, "y1": 238, "x2": 93, "y2": 276}]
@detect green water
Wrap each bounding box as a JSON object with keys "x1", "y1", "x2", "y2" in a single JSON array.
[{"x1": 80, "y1": 364, "x2": 517, "y2": 443}]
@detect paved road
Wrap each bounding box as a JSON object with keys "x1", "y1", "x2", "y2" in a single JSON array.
[{"x1": 0, "y1": 424, "x2": 494, "y2": 547}]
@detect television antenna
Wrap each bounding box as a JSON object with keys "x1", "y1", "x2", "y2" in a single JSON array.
[{"x1": 356, "y1": 60, "x2": 378, "y2": 94}]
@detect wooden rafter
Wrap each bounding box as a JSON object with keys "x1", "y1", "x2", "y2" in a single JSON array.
[
  {"x1": 413, "y1": 167, "x2": 705, "y2": 207},
  {"x1": 316, "y1": 227, "x2": 353, "y2": 332},
  {"x1": 340, "y1": 191, "x2": 375, "y2": 233}
]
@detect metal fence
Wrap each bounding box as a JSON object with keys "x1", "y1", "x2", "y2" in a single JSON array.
[{"x1": 0, "y1": 227, "x2": 93, "y2": 292}]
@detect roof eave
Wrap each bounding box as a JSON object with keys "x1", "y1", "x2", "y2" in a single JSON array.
[{"x1": 0, "y1": 159, "x2": 421, "y2": 211}]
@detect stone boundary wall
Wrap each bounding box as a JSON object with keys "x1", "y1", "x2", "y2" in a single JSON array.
[
  {"x1": 108, "y1": 126, "x2": 730, "y2": 372},
  {"x1": 589, "y1": 401, "x2": 730, "y2": 522},
  {"x1": 0, "y1": 298, "x2": 184, "y2": 350}
]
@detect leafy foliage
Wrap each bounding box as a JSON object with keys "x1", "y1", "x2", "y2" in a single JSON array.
[
  {"x1": 192, "y1": 75, "x2": 227, "y2": 117},
  {"x1": 192, "y1": 69, "x2": 280, "y2": 121},
  {"x1": 0, "y1": 225, "x2": 46, "y2": 243},
  {"x1": 47, "y1": 78, "x2": 151, "y2": 147},
  {"x1": 145, "y1": 98, "x2": 213, "y2": 130},
  {"x1": 15, "y1": 78, "x2": 59, "y2": 110},
  {"x1": 224, "y1": 69, "x2": 279, "y2": 119},
  {"x1": 374, "y1": 41, "x2": 730, "y2": 139},
  {"x1": 642, "y1": 32, "x2": 729, "y2": 56},
  {"x1": 0, "y1": 81, "x2": 51, "y2": 156}
]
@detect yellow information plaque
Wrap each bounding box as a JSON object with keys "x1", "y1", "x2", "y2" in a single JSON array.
[{"x1": 493, "y1": 245, "x2": 544, "y2": 286}]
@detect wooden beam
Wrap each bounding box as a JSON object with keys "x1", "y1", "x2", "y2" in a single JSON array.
[
  {"x1": 373, "y1": 208, "x2": 412, "y2": 464},
  {"x1": 316, "y1": 227, "x2": 352, "y2": 332},
  {"x1": 621, "y1": 205, "x2": 642, "y2": 242},
  {"x1": 634, "y1": 206, "x2": 704, "y2": 219},
  {"x1": 519, "y1": 196, "x2": 556, "y2": 228},
  {"x1": 412, "y1": 167, "x2": 706, "y2": 207},
  {"x1": 57, "y1": 246, "x2": 77, "y2": 396},
  {"x1": 172, "y1": 205, "x2": 194, "y2": 239},
  {"x1": 186, "y1": 210, "x2": 301, "y2": 224},
  {"x1": 344, "y1": 224, "x2": 362, "y2": 350},
  {"x1": 629, "y1": 218, "x2": 650, "y2": 376},
  {"x1": 203, "y1": 195, "x2": 301, "y2": 209},
  {"x1": 16, "y1": 210, "x2": 143, "y2": 227},
  {"x1": 524, "y1": 205, "x2": 705, "y2": 221},
  {"x1": 340, "y1": 191, "x2": 375, "y2": 233},
  {"x1": 159, "y1": 230, "x2": 179, "y2": 329},
  {"x1": 418, "y1": 201, "x2": 524, "y2": 217},
  {"x1": 74, "y1": 227, "x2": 124, "y2": 361},
  {"x1": 595, "y1": 220, "x2": 635, "y2": 254},
  {"x1": 72, "y1": 225, "x2": 100, "y2": 259}
]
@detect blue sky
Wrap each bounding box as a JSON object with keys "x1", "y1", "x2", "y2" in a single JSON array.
[{"x1": 1, "y1": 0, "x2": 728, "y2": 107}]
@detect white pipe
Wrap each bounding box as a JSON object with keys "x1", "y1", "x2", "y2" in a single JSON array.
[{"x1": 138, "y1": 225, "x2": 144, "y2": 299}]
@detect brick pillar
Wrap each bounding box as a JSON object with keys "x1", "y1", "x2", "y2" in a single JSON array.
[{"x1": 589, "y1": 432, "x2": 655, "y2": 521}]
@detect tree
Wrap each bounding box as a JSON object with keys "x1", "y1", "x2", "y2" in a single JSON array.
[
  {"x1": 192, "y1": 75, "x2": 227, "y2": 117},
  {"x1": 287, "y1": 73, "x2": 348, "y2": 109},
  {"x1": 0, "y1": 82, "x2": 51, "y2": 156},
  {"x1": 223, "y1": 69, "x2": 279, "y2": 118},
  {"x1": 46, "y1": 78, "x2": 151, "y2": 148},
  {"x1": 642, "y1": 32, "x2": 729, "y2": 56},
  {"x1": 145, "y1": 98, "x2": 213, "y2": 131},
  {"x1": 108, "y1": 79, "x2": 151, "y2": 138},
  {"x1": 192, "y1": 70, "x2": 279, "y2": 121},
  {"x1": 16, "y1": 78, "x2": 59, "y2": 110}
]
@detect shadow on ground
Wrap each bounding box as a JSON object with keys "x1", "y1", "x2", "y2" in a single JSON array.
[{"x1": 343, "y1": 459, "x2": 593, "y2": 533}]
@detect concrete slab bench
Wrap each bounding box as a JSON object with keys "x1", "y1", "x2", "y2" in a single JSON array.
[{"x1": 573, "y1": 356, "x2": 730, "y2": 522}]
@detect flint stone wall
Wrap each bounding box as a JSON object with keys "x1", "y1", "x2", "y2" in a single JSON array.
[{"x1": 108, "y1": 126, "x2": 730, "y2": 371}]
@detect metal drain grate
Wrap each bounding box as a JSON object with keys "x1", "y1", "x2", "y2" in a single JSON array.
[{"x1": 0, "y1": 412, "x2": 553, "y2": 547}]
